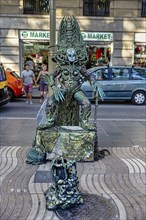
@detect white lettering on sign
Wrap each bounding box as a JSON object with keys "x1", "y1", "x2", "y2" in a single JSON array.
[
  {"x1": 20, "y1": 30, "x2": 50, "y2": 40},
  {"x1": 81, "y1": 32, "x2": 113, "y2": 41}
]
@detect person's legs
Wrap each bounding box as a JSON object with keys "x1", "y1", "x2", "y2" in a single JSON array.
[
  {"x1": 74, "y1": 90, "x2": 94, "y2": 130},
  {"x1": 43, "y1": 84, "x2": 49, "y2": 99},
  {"x1": 24, "y1": 85, "x2": 29, "y2": 103},
  {"x1": 40, "y1": 91, "x2": 44, "y2": 102},
  {"x1": 25, "y1": 93, "x2": 29, "y2": 103},
  {"x1": 28, "y1": 84, "x2": 33, "y2": 104},
  {"x1": 39, "y1": 84, "x2": 44, "y2": 102},
  {"x1": 29, "y1": 92, "x2": 32, "y2": 102}
]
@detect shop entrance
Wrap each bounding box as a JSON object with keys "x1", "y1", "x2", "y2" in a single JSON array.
[
  {"x1": 21, "y1": 40, "x2": 49, "y2": 80},
  {"x1": 86, "y1": 45, "x2": 111, "y2": 69}
]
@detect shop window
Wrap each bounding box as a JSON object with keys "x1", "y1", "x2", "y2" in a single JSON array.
[
  {"x1": 132, "y1": 69, "x2": 146, "y2": 80},
  {"x1": 23, "y1": 0, "x2": 50, "y2": 14},
  {"x1": 83, "y1": 0, "x2": 110, "y2": 16},
  {"x1": 134, "y1": 45, "x2": 146, "y2": 67},
  {"x1": 22, "y1": 41, "x2": 49, "y2": 80},
  {"x1": 93, "y1": 68, "x2": 108, "y2": 80},
  {"x1": 86, "y1": 46, "x2": 111, "y2": 68},
  {"x1": 141, "y1": 0, "x2": 146, "y2": 17}
]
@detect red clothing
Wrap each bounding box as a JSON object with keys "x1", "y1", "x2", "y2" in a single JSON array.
[{"x1": 96, "y1": 48, "x2": 103, "y2": 58}]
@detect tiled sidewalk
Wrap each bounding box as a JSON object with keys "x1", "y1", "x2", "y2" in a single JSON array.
[{"x1": 0, "y1": 145, "x2": 145, "y2": 220}]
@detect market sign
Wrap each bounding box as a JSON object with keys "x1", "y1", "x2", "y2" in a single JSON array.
[
  {"x1": 20, "y1": 30, "x2": 113, "y2": 41},
  {"x1": 20, "y1": 30, "x2": 50, "y2": 40},
  {"x1": 81, "y1": 32, "x2": 113, "y2": 41}
]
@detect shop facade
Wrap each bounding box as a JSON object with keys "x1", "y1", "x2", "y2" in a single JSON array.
[
  {"x1": 6, "y1": 28, "x2": 146, "y2": 75},
  {"x1": 0, "y1": 1, "x2": 146, "y2": 74},
  {"x1": 1, "y1": 17, "x2": 145, "y2": 75},
  {"x1": 134, "y1": 33, "x2": 146, "y2": 67},
  {"x1": 20, "y1": 30, "x2": 50, "y2": 78},
  {"x1": 81, "y1": 32, "x2": 113, "y2": 68},
  {"x1": 19, "y1": 30, "x2": 114, "y2": 76}
]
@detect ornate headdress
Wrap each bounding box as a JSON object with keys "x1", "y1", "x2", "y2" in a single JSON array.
[{"x1": 54, "y1": 16, "x2": 88, "y2": 64}]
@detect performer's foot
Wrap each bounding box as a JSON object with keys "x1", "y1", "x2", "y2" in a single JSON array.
[
  {"x1": 81, "y1": 122, "x2": 96, "y2": 131},
  {"x1": 38, "y1": 122, "x2": 54, "y2": 130}
]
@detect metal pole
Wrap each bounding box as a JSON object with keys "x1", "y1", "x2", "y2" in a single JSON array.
[
  {"x1": 47, "y1": 0, "x2": 56, "y2": 97},
  {"x1": 48, "y1": 0, "x2": 56, "y2": 73}
]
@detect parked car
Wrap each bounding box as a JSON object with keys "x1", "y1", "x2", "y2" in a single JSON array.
[
  {"x1": 5, "y1": 68, "x2": 24, "y2": 100},
  {"x1": 0, "y1": 64, "x2": 10, "y2": 106},
  {"x1": 81, "y1": 66, "x2": 146, "y2": 105}
]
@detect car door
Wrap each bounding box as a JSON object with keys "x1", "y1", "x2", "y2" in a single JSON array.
[
  {"x1": 104, "y1": 67, "x2": 131, "y2": 100},
  {"x1": 129, "y1": 68, "x2": 146, "y2": 104}
]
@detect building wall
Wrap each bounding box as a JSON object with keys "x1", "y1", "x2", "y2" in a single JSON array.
[
  {"x1": 110, "y1": 0, "x2": 141, "y2": 17},
  {"x1": 56, "y1": 0, "x2": 81, "y2": 16},
  {"x1": 0, "y1": 0, "x2": 145, "y2": 72},
  {"x1": 0, "y1": 0, "x2": 20, "y2": 14}
]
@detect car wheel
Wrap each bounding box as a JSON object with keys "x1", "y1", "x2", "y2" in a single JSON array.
[
  {"x1": 8, "y1": 88, "x2": 14, "y2": 101},
  {"x1": 132, "y1": 91, "x2": 146, "y2": 105}
]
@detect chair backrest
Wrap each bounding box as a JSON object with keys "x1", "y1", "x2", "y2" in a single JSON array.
[{"x1": 57, "y1": 94, "x2": 80, "y2": 126}]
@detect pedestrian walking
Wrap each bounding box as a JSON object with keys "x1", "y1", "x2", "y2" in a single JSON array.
[
  {"x1": 36, "y1": 64, "x2": 49, "y2": 103},
  {"x1": 21, "y1": 64, "x2": 36, "y2": 104}
]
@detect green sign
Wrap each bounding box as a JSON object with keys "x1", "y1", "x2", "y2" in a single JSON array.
[
  {"x1": 20, "y1": 30, "x2": 113, "y2": 41},
  {"x1": 20, "y1": 30, "x2": 50, "y2": 40}
]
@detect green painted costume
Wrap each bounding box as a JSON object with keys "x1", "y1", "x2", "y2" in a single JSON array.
[
  {"x1": 38, "y1": 16, "x2": 104, "y2": 131},
  {"x1": 26, "y1": 16, "x2": 105, "y2": 166}
]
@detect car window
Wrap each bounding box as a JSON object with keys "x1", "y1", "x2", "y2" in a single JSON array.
[
  {"x1": 111, "y1": 68, "x2": 129, "y2": 80},
  {"x1": 101, "y1": 68, "x2": 108, "y2": 80},
  {"x1": 10, "y1": 71, "x2": 21, "y2": 78},
  {"x1": 91, "y1": 68, "x2": 108, "y2": 80},
  {"x1": 132, "y1": 68, "x2": 146, "y2": 80}
]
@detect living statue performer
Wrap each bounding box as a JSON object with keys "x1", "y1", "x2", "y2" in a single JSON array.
[
  {"x1": 38, "y1": 16, "x2": 104, "y2": 131},
  {"x1": 26, "y1": 16, "x2": 106, "y2": 165}
]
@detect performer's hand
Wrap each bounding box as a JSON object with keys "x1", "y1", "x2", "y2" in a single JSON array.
[{"x1": 52, "y1": 86, "x2": 65, "y2": 102}]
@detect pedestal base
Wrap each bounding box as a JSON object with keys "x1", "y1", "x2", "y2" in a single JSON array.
[{"x1": 26, "y1": 126, "x2": 97, "y2": 165}]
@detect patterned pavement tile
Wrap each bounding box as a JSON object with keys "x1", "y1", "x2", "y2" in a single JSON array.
[{"x1": 0, "y1": 146, "x2": 145, "y2": 220}]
